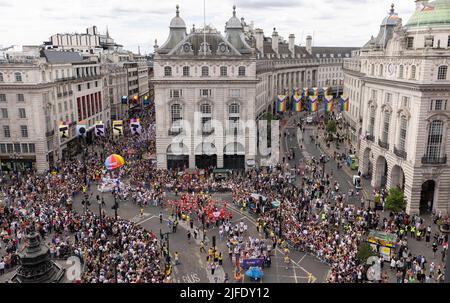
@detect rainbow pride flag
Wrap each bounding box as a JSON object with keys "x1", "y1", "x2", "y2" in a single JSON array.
[
  {"x1": 341, "y1": 97, "x2": 349, "y2": 112},
  {"x1": 325, "y1": 100, "x2": 334, "y2": 112},
  {"x1": 276, "y1": 95, "x2": 287, "y2": 112},
  {"x1": 130, "y1": 118, "x2": 141, "y2": 123},
  {"x1": 309, "y1": 98, "x2": 318, "y2": 112},
  {"x1": 302, "y1": 88, "x2": 309, "y2": 97},
  {"x1": 292, "y1": 94, "x2": 302, "y2": 112}
]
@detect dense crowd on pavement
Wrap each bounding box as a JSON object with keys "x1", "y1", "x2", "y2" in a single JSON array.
[{"x1": 0, "y1": 104, "x2": 448, "y2": 283}]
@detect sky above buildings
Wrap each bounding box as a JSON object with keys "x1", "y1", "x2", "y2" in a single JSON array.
[{"x1": 0, "y1": 0, "x2": 416, "y2": 54}]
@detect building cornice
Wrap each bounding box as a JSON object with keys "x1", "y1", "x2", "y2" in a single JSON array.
[
  {"x1": 363, "y1": 76, "x2": 450, "y2": 92},
  {"x1": 152, "y1": 79, "x2": 259, "y2": 85},
  {"x1": 0, "y1": 83, "x2": 55, "y2": 90}
]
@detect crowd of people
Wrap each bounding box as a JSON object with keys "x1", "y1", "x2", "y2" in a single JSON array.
[{"x1": 0, "y1": 102, "x2": 448, "y2": 284}]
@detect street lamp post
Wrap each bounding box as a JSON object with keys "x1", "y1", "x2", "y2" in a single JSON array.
[{"x1": 445, "y1": 245, "x2": 450, "y2": 283}]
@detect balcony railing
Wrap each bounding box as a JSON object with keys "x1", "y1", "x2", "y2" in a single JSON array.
[
  {"x1": 393, "y1": 147, "x2": 407, "y2": 160},
  {"x1": 421, "y1": 155, "x2": 447, "y2": 165},
  {"x1": 378, "y1": 139, "x2": 389, "y2": 150}
]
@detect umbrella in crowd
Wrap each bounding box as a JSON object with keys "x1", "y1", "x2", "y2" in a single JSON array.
[
  {"x1": 245, "y1": 267, "x2": 264, "y2": 280},
  {"x1": 104, "y1": 154, "x2": 125, "y2": 170}
]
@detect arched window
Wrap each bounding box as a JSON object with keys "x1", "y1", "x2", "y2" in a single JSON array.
[
  {"x1": 410, "y1": 65, "x2": 416, "y2": 80},
  {"x1": 201, "y1": 66, "x2": 209, "y2": 77},
  {"x1": 182, "y1": 66, "x2": 190, "y2": 77},
  {"x1": 170, "y1": 104, "x2": 182, "y2": 128},
  {"x1": 220, "y1": 66, "x2": 227, "y2": 77},
  {"x1": 238, "y1": 66, "x2": 246, "y2": 76},
  {"x1": 399, "y1": 65, "x2": 404, "y2": 79},
  {"x1": 0, "y1": 72, "x2": 3, "y2": 82},
  {"x1": 15, "y1": 72, "x2": 22, "y2": 82},
  {"x1": 426, "y1": 120, "x2": 444, "y2": 160},
  {"x1": 398, "y1": 115, "x2": 408, "y2": 152},
  {"x1": 164, "y1": 66, "x2": 172, "y2": 77},
  {"x1": 438, "y1": 65, "x2": 448, "y2": 80},
  {"x1": 379, "y1": 64, "x2": 383, "y2": 77}
]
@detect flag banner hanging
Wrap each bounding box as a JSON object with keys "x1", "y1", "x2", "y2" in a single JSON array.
[
  {"x1": 276, "y1": 95, "x2": 287, "y2": 112},
  {"x1": 130, "y1": 118, "x2": 142, "y2": 135},
  {"x1": 325, "y1": 98, "x2": 334, "y2": 112},
  {"x1": 121, "y1": 96, "x2": 128, "y2": 105},
  {"x1": 292, "y1": 94, "x2": 302, "y2": 112},
  {"x1": 95, "y1": 121, "x2": 105, "y2": 137},
  {"x1": 341, "y1": 97, "x2": 349, "y2": 112},
  {"x1": 322, "y1": 87, "x2": 329, "y2": 95},
  {"x1": 59, "y1": 123, "x2": 69, "y2": 139},
  {"x1": 113, "y1": 120, "x2": 123, "y2": 138},
  {"x1": 302, "y1": 87, "x2": 309, "y2": 97},
  {"x1": 312, "y1": 87, "x2": 319, "y2": 97},
  {"x1": 309, "y1": 97, "x2": 318, "y2": 112},
  {"x1": 76, "y1": 124, "x2": 87, "y2": 137}
]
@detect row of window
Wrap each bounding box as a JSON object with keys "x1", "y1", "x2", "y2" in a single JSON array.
[
  {"x1": 370, "y1": 63, "x2": 447, "y2": 81},
  {"x1": 169, "y1": 89, "x2": 241, "y2": 99},
  {"x1": 0, "y1": 93, "x2": 25, "y2": 102},
  {"x1": 0, "y1": 72, "x2": 23, "y2": 82},
  {"x1": 406, "y1": 36, "x2": 450, "y2": 49},
  {"x1": 368, "y1": 108, "x2": 446, "y2": 160},
  {"x1": 0, "y1": 108, "x2": 27, "y2": 119},
  {"x1": 0, "y1": 143, "x2": 36, "y2": 154},
  {"x1": 164, "y1": 66, "x2": 246, "y2": 77},
  {"x1": 2, "y1": 125, "x2": 28, "y2": 138},
  {"x1": 170, "y1": 103, "x2": 241, "y2": 129},
  {"x1": 76, "y1": 81, "x2": 99, "y2": 92}
]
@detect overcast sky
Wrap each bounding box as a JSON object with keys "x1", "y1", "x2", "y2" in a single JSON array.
[{"x1": 0, "y1": 0, "x2": 416, "y2": 54}]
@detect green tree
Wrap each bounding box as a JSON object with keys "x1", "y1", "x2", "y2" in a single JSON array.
[
  {"x1": 326, "y1": 120, "x2": 337, "y2": 133},
  {"x1": 385, "y1": 187, "x2": 406, "y2": 212},
  {"x1": 357, "y1": 242, "x2": 378, "y2": 264}
]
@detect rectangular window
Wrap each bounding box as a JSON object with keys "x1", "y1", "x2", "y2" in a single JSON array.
[
  {"x1": 170, "y1": 89, "x2": 182, "y2": 98},
  {"x1": 17, "y1": 94, "x2": 24, "y2": 102},
  {"x1": 6, "y1": 143, "x2": 13, "y2": 153},
  {"x1": 0, "y1": 144, "x2": 5, "y2": 154},
  {"x1": 448, "y1": 35, "x2": 450, "y2": 47},
  {"x1": 21, "y1": 125, "x2": 28, "y2": 137},
  {"x1": 424, "y1": 36, "x2": 434, "y2": 47},
  {"x1": 200, "y1": 89, "x2": 211, "y2": 97},
  {"x1": 399, "y1": 117, "x2": 407, "y2": 151},
  {"x1": 77, "y1": 97, "x2": 82, "y2": 121},
  {"x1": 78, "y1": 84, "x2": 82, "y2": 91},
  {"x1": 87, "y1": 95, "x2": 91, "y2": 117},
  {"x1": 0, "y1": 94, "x2": 6, "y2": 102},
  {"x1": 21, "y1": 143, "x2": 29, "y2": 153},
  {"x1": 402, "y1": 96, "x2": 410, "y2": 108},
  {"x1": 3, "y1": 125, "x2": 10, "y2": 138},
  {"x1": 18, "y1": 108, "x2": 26, "y2": 118},
  {"x1": 368, "y1": 107, "x2": 376, "y2": 136},
  {"x1": 182, "y1": 66, "x2": 190, "y2": 77},
  {"x1": 1, "y1": 108, "x2": 8, "y2": 118},
  {"x1": 14, "y1": 143, "x2": 21, "y2": 153},
  {"x1": 385, "y1": 93, "x2": 392, "y2": 104},
  {"x1": 29, "y1": 143, "x2": 35, "y2": 153},
  {"x1": 382, "y1": 111, "x2": 391, "y2": 143},
  {"x1": 407, "y1": 37, "x2": 414, "y2": 49},
  {"x1": 426, "y1": 121, "x2": 443, "y2": 159},
  {"x1": 435, "y1": 100, "x2": 443, "y2": 111},
  {"x1": 87, "y1": 83, "x2": 91, "y2": 89}
]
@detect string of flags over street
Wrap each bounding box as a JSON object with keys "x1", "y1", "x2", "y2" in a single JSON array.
[{"x1": 275, "y1": 87, "x2": 349, "y2": 113}]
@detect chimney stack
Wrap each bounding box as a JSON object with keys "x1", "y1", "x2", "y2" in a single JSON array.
[
  {"x1": 272, "y1": 28, "x2": 279, "y2": 55},
  {"x1": 255, "y1": 28, "x2": 264, "y2": 55},
  {"x1": 306, "y1": 35, "x2": 312, "y2": 54},
  {"x1": 289, "y1": 34, "x2": 295, "y2": 57}
]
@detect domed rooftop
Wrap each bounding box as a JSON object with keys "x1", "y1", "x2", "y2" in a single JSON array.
[
  {"x1": 406, "y1": 0, "x2": 450, "y2": 28},
  {"x1": 226, "y1": 6, "x2": 243, "y2": 29},
  {"x1": 170, "y1": 5, "x2": 186, "y2": 29},
  {"x1": 381, "y1": 4, "x2": 402, "y2": 26}
]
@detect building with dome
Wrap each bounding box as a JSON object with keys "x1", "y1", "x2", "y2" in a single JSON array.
[
  {"x1": 343, "y1": 1, "x2": 450, "y2": 214},
  {"x1": 154, "y1": 5, "x2": 358, "y2": 170}
]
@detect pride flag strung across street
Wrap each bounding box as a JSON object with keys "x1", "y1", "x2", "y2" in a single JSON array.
[
  {"x1": 341, "y1": 97, "x2": 349, "y2": 112},
  {"x1": 292, "y1": 94, "x2": 302, "y2": 112},
  {"x1": 309, "y1": 97, "x2": 318, "y2": 112},
  {"x1": 276, "y1": 95, "x2": 287, "y2": 112},
  {"x1": 324, "y1": 95, "x2": 334, "y2": 112}
]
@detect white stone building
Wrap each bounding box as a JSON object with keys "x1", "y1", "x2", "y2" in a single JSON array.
[
  {"x1": 0, "y1": 48, "x2": 108, "y2": 172},
  {"x1": 343, "y1": 1, "x2": 450, "y2": 214},
  {"x1": 154, "y1": 6, "x2": 258, "y2": 170}
]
